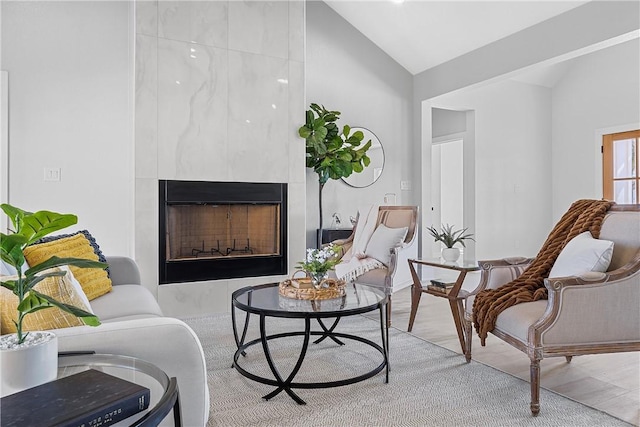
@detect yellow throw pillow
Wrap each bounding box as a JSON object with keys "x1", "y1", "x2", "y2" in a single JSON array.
[
  {"x1": 0, "y1": 269, "x2": 92, "y2": 334},
  {"x1": 24, "y1": 233, "x2": 112, "y2": 300}
]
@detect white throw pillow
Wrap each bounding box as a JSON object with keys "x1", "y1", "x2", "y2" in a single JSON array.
[
  {"x1": 364, "y1": 224, "x2": 409, "y2": 267},
  {"x1": 59, "y1": 265, "x2": 94, "y2": 314},
  {"x1": 549, "y1": 231, "x2": 614, "y2": 278}
]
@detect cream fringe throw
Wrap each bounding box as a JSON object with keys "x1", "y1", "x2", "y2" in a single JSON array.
[{"x1": 335, "y1": 205, "x2": 384, "y2": 282}]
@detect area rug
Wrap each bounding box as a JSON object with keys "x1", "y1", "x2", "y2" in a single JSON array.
[{"x1": 182, "y1": 313, "x2": 631, "y2": 427}]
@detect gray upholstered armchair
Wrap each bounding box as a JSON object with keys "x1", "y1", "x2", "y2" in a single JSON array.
[{"x1": 461, "y1": 204, "x2": 640, "y2": 415}]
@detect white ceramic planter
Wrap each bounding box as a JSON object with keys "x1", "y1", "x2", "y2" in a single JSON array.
[
  {"x1": 442, "y1": 247, "x2": 461, "y2": 262},
  {"x1": 0, "y1": 331, "x2": 58, "y2": 397}
]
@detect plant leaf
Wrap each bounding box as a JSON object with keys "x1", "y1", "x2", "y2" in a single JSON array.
[
  {"x1": 20, "y1": 269, "x2": 68, "y2": 294},
  {"x1": 29, "y1": 289, "x2": 101, "y2": 326},
  {"x1": 1, "y1": 204, "x2": 29, "y2": 230},
  {"x1": 1, "y1": 233, "x2": 28, "y2": 268},
  {"x1": 298, "y1": 126, "x2": 312, "y2": 138},
  {"x1": 16, "y1": 292, "x2": 54, "y2": 315},
  {"x1": 1, "y1": 279, "x2": 16, "y2": 293},
  {"x1": 25, "y1": 256, "x2": 107, "y2": 278},
  {"x1": 18, "y1": 210, "x2": 78, "y2": 244}
]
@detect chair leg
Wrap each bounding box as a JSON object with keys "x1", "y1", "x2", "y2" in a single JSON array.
[
  {"x1": 530, "y1": 359, "x2": 541, "y2": 416},
  {"x1": 565, "y1": 356, "x2": 573, "y2": 363},
  {"x1": 386, "y1": 296, "x2": 392, "y2": 328},
  {"x1": 463, "y1": 316, "x2": 473, "y2": 363}
]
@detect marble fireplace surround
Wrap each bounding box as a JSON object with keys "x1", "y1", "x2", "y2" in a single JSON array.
[{"x1": 134, "y1": 1, "x2": 306, "y2": 317}]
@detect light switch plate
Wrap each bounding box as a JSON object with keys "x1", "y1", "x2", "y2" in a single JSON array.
[{"x1": 44, "y1": 167, "x2": 61, "y2": 182}]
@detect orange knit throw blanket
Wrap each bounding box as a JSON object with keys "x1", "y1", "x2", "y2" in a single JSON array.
[{"x1": 472, "y1": 199, "x2": 613, "y2": 345}]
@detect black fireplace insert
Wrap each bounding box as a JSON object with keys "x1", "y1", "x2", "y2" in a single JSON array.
[{"x1": 159, "y1": 180, "x2": 287, "y2": 284}]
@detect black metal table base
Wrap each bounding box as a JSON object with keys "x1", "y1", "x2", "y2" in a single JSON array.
[{"x1": 232, "y1": 306, "x2": 389, "y2": 405}]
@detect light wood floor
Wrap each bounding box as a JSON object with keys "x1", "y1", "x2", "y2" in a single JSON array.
[{"x1": 383, "y1": 287, "x2": 640, "y2": 425}]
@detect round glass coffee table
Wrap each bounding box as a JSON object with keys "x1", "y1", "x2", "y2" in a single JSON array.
[{"x1": 231, "y1": 282, "x2": 389, "y2": 405}]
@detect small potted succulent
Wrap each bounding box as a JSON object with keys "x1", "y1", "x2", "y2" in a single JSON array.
[
  {"x1": 0, "y1": 204, "x2": 104, "y2": 396},
  {"x1": 427, "y1": 224, "x2": 475, "y2": 262}
]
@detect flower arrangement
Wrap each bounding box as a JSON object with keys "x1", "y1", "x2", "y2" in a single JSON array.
[{"x1": 296, "y1": 244, "x2": 341, "y2": 277}]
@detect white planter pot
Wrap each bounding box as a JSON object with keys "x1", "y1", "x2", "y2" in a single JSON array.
[
  {"x1": 442, "y1": 247, "x2": 461, "y2": 262},
  {"x1": 0, "y1": 331, "x2": 58, "y2": 397}
]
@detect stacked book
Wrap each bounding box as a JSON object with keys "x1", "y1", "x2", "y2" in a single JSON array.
[
  {"x1": 1, "y1": 369, "x2": 150, "y2": 427},
  {"x1": 427, "y1": 279, "x2": 455, "y2": 294}
]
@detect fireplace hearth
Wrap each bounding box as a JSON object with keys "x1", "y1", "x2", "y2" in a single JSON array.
[{"x1": 159, "y1": 180, "x2": 287, "y2": 284}]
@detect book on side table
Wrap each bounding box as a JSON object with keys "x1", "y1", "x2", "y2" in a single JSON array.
[
  {"x1": 427, "y1": 279, "x2": 455, "y2": 294},
  {"x1": 0, "y1": 368, "x2": 150, "y2": 427}
]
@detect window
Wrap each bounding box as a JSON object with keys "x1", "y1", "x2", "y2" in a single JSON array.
[{"x1": 603, "y1": 130, "x2": 640, "y2": 203}]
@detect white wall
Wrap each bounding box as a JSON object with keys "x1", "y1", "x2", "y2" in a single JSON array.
[
  {"x1": 551, "y1": 38, "x2": 640, "y2": 220},
  {"x1": 432, "y1": 80, "x2": 552, "y2": 260},
  {"x1": 432, "y1": 108, "x2": 466, "y2": 139},
  {"x1": 305, "y1": 1, "x2": 414, "y2": 247},
  {"x1": 1, "y1": 1, "x2": 134, "y2": 255},
  {"x1": 414, "y1": 2, "x2": 638, "y2": 264}
]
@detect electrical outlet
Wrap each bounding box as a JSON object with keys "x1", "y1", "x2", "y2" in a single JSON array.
[
  {"x1": 400, "y1": 180, "x2": 411, "y2": 191},
  {"x1": 44, "y1": 167, "x2": 61, "y2": 182}
]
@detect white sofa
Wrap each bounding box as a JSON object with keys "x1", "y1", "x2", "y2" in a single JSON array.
[{"x1": 54, "y1": 256, "x2": 209, "y2": 427}]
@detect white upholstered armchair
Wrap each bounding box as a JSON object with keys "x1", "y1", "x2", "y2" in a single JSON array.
[{"x1": 461, "y1": 204, "x2": 640, "y2": 415}]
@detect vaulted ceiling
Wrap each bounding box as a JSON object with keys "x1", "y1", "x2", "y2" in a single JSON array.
[{"x1": 323, "y1": 1, "x2": 589, "y2": 76}]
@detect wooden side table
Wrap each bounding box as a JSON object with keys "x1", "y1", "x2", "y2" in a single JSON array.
[{"x1": 407, "y1": 258, "x2": 479, "y2": 362}]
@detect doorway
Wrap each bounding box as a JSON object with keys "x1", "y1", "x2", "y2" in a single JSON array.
[
  {"x1": 429, "y1": 107, "x2": 475, "y2": 261},
  {"x1": 421, "y1": 105, "x2": 476, "y2": 261},
  {"x1": 431, "y1": 138, "x2": 464, "y2": 257}
]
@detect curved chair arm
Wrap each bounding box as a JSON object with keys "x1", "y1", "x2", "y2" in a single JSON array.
[
  {"x1": 466, "y1": 257, "x2": 534, "y2": 296},
  {"x1": 105, "y1": 255, "x2": 142, "y2": 286},
  {"x1": 324, "y1": 239, "x2": 353, "y2": 260},
  {"x1": 329, "y1": 237, "x2": 352, "y2": 246},
  {"x1": 386, "y1": 244, "x2": 404, "y2": 286},
  {"x1": 386, "y1": 241, "x2": 417, "y2": 291},
  {"x1": 530, "y1": 255, "x2": 640, "y2": 354},
  {"x1": 323, "y1": 230, "x2": 356, "y2": 260}
]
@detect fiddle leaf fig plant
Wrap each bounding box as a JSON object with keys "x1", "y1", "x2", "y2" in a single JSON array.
[
  {"x1": 299, "y1": 103, "x2": 372, "y2": 246},
  {"x1": 1, "y1": 204, "x2": 104, "y2": 344}
]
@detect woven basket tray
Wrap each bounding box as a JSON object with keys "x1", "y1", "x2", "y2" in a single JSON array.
[{"x1": 278, "y1": 277, "x2": 347, "y2": 300}]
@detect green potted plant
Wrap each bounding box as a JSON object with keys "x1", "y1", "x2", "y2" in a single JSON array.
[
  {"x1": 426, "y1": 224, "x2": 475, "y2": 262},
  {"x1": 299, "y1": 103, "x2": 372, "y2": 247},
  {"x1": 0, "y1": 204, "x2": 104, "y2": 396},
  {"x1": 295, "y1": 244, "x2": 341, "y2": 289}
]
